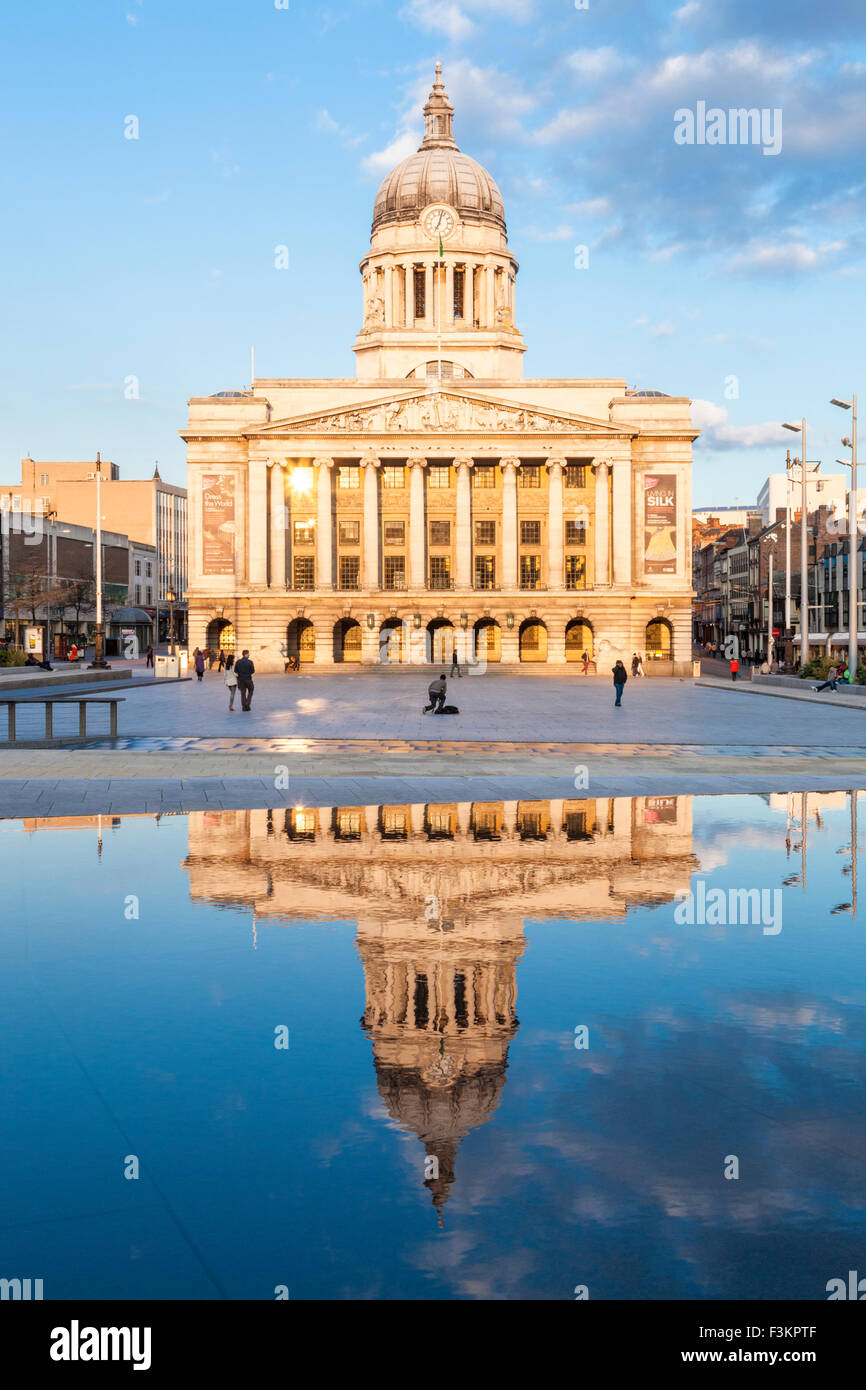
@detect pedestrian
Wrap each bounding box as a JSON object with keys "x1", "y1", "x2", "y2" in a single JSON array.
[
  {"x1": 636, "y1": 653, "x2": 645, "y2": 677},
  {"x1": 424, "y1": 673, "x2": 447, "y2": 714},
  {"x1": 145, "y1": 644, "x2": 153, "y2": 668},
  {"x1": 218, "y1": 649, "x2": 226, "y2": 672},
  {"x1": 68, "y1": 643, "x2": 79, "y2": 663},
  {"x1": 194, "y1": 648, "x2": 205, "y2": 681},
  {"x1": 450, "y1": 649, "x2": 462, "y2": 679},
  {"x1": 838, "y1": 661, "x2": 851, "y2": 685},
  {"x1": 612, "y1": 659, "x2": 628, "y2": 707},
  {"x1": 582, "y1": 650, "x2": 589, "y2": 676},
  {"x1": 814, "y1": 664, "x2": 839, "y2": 693},
  {"x1": 225, "y1": 652, "x2": 235, "y2": 672},
  {"x1": 631, "y1": 653, "x2": 639, "y2": 677},
  {"x1": 235, "y1": 649, "x2": 255, "y2": 711},
  {"x1": 206, "y1": 647, "x2": 216, "y2": 671},
  {"x1": 730, "y1": 655, "x2": 740, "y2": 682},
  {"x1": 225, "y1": 660, "x2": 239, "y2": 711}
]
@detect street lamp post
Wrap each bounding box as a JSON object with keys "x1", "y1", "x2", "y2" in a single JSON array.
[
  {"x1": 763, "y1": 534, "x2": 778, "y2": 664},
  {"x1": 831, "y1": 395, "x2": 859, "y2": 679},
  {"x1": 88, "y1": 451, "x2": 110, "y2": 669},
  {"x1": 783, "y1": 420, "x2": 808, "y2": 668},
  {"x1": 166, "y1": 587, "x2": 176, "y2": 657}
]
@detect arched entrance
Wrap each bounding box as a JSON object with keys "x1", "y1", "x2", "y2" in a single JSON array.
[
  {"x1": 519, "y1": 618, "x2": 547, "y2": 664},
  {"x1": 206, "y1": 618, "x2": 235, "y2": 655},
  {"x1": 565, "y1": 620, "x2": 594, "y2": 663},
  {"x1": 380, "y1": 618, "x2": 403, "y2": 664},
  {"x1": 646, "y1": 618, "x2": 673, "y2": 660},
  {"x1": 286, "y1": 618, "x2": 316, "y2": 664},
  {"x1": 334, "y1": 618, "x2": 362, "y2": 664},
  {"x1": 427, "y1": 618, "x2": 455, "y2": 664},
  {"x1": 473, "y1": 618, "x2": 501, "y2": 663}
]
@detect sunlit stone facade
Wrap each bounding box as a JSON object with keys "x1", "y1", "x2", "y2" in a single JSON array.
[{"x1": 183, "y1": 67, "x2": 696, "y2": 673}]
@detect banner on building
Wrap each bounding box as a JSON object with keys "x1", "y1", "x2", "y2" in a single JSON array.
[
  {"x1": 202, "y1": 474, "x2": 237, "y2": 576},
  {"x1": 643, "y1": 474, "x2": 678, "y2": 574}
]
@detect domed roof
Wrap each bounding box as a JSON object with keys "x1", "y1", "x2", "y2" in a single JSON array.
[{"x1": 372, "y1": 64, "x2": 506, "y2": 235}]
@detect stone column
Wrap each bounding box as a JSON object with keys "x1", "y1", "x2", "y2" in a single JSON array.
[
  {"x1": 547, "y1": 457, "x2": 565, "y2": 593},
  {"x1": 425, "y1": 262, "x2": 434, "y2": 326},
  {"x1": 611, "y1": 458, "x2": 632, "y2": 586},
  {"x1": 485, "y1": 264, "x2": 495, "y2": 328},
  {"x1": 500, "y1": 458, "x2": 520, "y2": 590},
  {"x1": 384, "y1": 265, "x2": 393, "y2": 329},
  {"x1": 362, "y1": 455, "x2": 380, "y2": 591},
  {"x1": 316, "y1": 459, "x2": 334, "y2": 591},
  {"x1": 408, "y1": 457, "x2": 426, "y2": 590},
  {"x1": 594, "y1": 460, "x2": 610, "y2": 587},
  {"x1": 454, "y1": 456, "x2": 473, "y2": 591},
  {"x1": 269, "y1": 463, "x2": 286, "y2": 590},
  {"x1": 464, "y1": 263, "x2": 473, "y2": 327},
  {"x1": 248, "y1": 458, "x2": 268, "y2": 586},
  {"x1": 406, "y1": 265, "x2": 415, "y2": 326}
]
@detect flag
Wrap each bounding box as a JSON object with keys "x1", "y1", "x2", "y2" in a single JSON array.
[{"x1": 439, "y1": 234, "x2": 444, "y2": 258}]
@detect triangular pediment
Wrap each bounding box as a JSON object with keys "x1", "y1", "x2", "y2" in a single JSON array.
[{"x1": 252, "y1": 389, "x2": 631, "y2": 438}]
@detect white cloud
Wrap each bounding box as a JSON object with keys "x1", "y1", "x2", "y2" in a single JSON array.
[
  {"x1": 566, "y1": 48, "x2": 625, "y2": 80},
  {"x1": 692, "y1": 400, "x2": 790, "y2": 449},
  {"x1": 651, "y1": 320, "x2": 676, "y2": 338},
  {"x1": 400, "y1": 0, "x2": 533, "y2": 33},
  {"x1": 673, "y1": 2, "x2": 701, "y2": 21},
  {"x1": 317, "y1": 108, "x2": 367, "y2": 149},
  {"x1": 725, "y1": 238, "x2": 846, "y2": 274},
  {"x1": 521, "y1": 223, "x2": 574, "y2": 241},
  {"x1": 565, "y1": 197, "x2": 611, "y2": 218},
  {"x1": 362, "y1": 131, "x2": 417, "y2": 178}
]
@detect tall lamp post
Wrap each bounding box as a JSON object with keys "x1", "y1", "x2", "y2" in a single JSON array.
[
  {"x1": 831, "y1": 395, "x2": 859, "y2": 678},
  {"x1": 783, "y1": 419, "x2": 808, "y2": 668},
  {"x1": 763, "y1": 534, "x2": 778, "y2": 662},
  {"x1": 166, "y1": 587, "x2": 176, "y2": 657},
  {"x1": 88, "y1": 451, "x2": 110, "y2": 669}
]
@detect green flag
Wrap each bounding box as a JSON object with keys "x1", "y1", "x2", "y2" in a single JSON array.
[{"x1": 439, "y1": 234, "x2": 444, "y2": 258}]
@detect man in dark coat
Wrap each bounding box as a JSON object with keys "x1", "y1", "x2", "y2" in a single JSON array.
[{"x1": 235, "y1": 650, "x2": 256, "y2": 711}]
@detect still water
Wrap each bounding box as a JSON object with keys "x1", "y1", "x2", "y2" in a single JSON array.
[{"x1": 1, "y1": 791, "x2": 865, "y2": 1301}]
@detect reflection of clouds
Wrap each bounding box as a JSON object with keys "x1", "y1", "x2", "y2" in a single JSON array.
[{"x1": 719, "y1": 998, "x2": 847, "y2": 1035}]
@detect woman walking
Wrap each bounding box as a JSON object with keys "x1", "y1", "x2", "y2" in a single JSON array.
[
  {"x1": 194, "y1": 648, "x2": 205, "y2": 682},
  {"x1": 582, "y1": 650, "x2": 590, "y2": 676},
  {"x1": 612, "y1": 659, "x2": 628, "y2": 707},
  {"x1": 225, "y1": 657, "x2": 239, "y2": 710}
]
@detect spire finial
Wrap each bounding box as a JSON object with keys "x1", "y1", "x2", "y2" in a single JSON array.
[{"x1": 420, "y1": 61, "x2": 457, "y2": 150}]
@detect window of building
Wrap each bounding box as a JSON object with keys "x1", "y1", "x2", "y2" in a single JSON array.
[
  {"x1": 293, "y1": 556, "x2": 315, "y2": 590},
  {"x1": 146, "y1": 587, "x2": 152, "y2": 604},
  {"x1": 294, "y1": 519, "x2": 316, "y2": 546},
  {"x1": 338, "y1": 520, "x2": 359, "y2": 545},
  {"x1": 338, "y1": 466, "x2": 360, "y2": 489},
  {"x1": 382, "y1": 465, "x2": 405, "y2": 489},
  {"x1": 427, "y1": 466, "x2": 450, "y2": 489},
  {"x1": 135, "y1": 584, "x2": 141, "y2": 603},
  {"x1": 475, "y1": 520, "x2": 495, "y2": 546},
  {"x1": 430, "y1": 555, "x2": 451, "y2": 589},
  {"x1": 520, "y1": 554, "x2": 541, "y2": 589},
  {"x1": 134, "y1": 560, "x2": 141, "y2": 576},
  {"x1": 473, "y1": 466, "x2": 495, "y2": 489},
  {"x1": 430, "y1": 520, "x2": 450, "y2": 545},
  {"x1": 39, "y1": 473, "x2": 49, "y2": 486},
  {"x1": 475, "y1": 555, "x2": 495, "y2": 589},
  {"x1": 566, "y1": 555, "x2": 587, "y2": 590},
  {"x1": 145, "y1": 562, "x2": 152, "y2": 578},
  {"x1": 565, "y1": 464, "x2": 587, "y2": 489},
  {"x1": 384, "y1": 521, "x2": 405, "y2": 546},
  {"x1": 521, "y1": 520, "x2": 541, "y2": 545},
  {"x1": 384, "y1": 556, "x2": 406, "y2": 590},
  {"x1": 339, "y1": 556, "x2": 360, "y2": 590},
  {"x1": 414, "y1": 266, "x2": 426, "y2": 320},
  {"x1": 381, "y1": 809, "x2": 407, "y2": 840},
  {"x1": 453, "y1": 266, "x2": 465, "y2": 320},
  {"x1": 565, "y1": 521, "x2": 586, "y2": 544},
  {"x1": 519, "y1": 465, "x2": 541, "y2": 489}
]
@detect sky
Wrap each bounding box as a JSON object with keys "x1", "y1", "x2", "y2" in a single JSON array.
[{"x1": 1, "y1": 0, "x2": 864, "y2": 504}]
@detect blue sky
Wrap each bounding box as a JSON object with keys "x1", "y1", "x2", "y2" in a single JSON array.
[{"x1": 1, "y1": 0, "x2": 864, "y2": 503}]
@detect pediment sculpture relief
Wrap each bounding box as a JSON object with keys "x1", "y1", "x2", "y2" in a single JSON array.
[{"x1": 282, "y1": 393, "x2": 599, "y2": 435}]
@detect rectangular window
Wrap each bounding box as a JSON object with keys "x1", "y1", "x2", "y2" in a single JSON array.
[
  {"x1": 146, "y1": 587, "x2": 152, "y2": 604},
  {"x1": 145, "y1": 562, "x2": 152, "y2": 578},
  {"x1": 473, "y1": 466, "x2": 496, "y2": 489},
  {"x1": 382, "y1": 465, "x2": 405, "y2": 489},
  {"x1": 475, "y1": 555, "x2": 495, "y2": 590},
  {"x1": 565, "y1": 464, "x2": 587, "y2": 489},
  {"x1": 427, "y1": 466, "x2": 450, "y2": 489},
  {"x1": 293, "y1": 556, "x2": 315, "y2": 590},
  {"x1": 453, "y1": 266, "x2": 465, "y2": 320},
  {"x1": 519, "y1": 466, "x2": 541, "y2": 489},
  {"x1": 520, "y1": 520, "x2": 541, "y2": 545},
  {"x1": 338, "y1": 466, "x2": 360, "y2": 489},
  {"x1": 429, "y1": 555, "x2": 451, "y2": 590},
  {"x1": 294, "y1": 519, "x2": 316, "y2": 546},
  {"x1": 338, "y1": 520, "x2": 359, "y2": 544},
  {"x1": 430, "y1": 520, "x2": 451, "y2": 545},
  {"x1": 384, "y1": 520, "x2": 405, "y2": 546},
  {"x1": 339, "y1": 556, "x2": 360, "y2": 590},
  {"x1": 520, "y1": 554, "x2": 541, "y2": 590},
  {"x1": 384, "y1": 555, "x2": 406, "y2": 590},
  {"x1": 566, "y1": 555, "x2": 587, "y2": 590},
  {"x1": 135, "y1": 584, "x2": 141, "y2": 603},
  {"x1": 475, "y1": 520, "x2": 495, "y2": 546},
  {"x1": 565, "y1": 521, "x2": 586, "y2": 544},
  {"x1": 414, "y1": 266, "x2": 426, "y2": 320},
  {"x1": 134, "y1": 560, "x2": 141, "y2": 576}
]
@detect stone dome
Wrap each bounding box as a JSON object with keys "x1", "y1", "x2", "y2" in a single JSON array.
[{"x1": 371, "y1": 64, "x2": 506, "y2": 235}]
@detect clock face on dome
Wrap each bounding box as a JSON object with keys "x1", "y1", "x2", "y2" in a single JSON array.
[{"x1": 422, "y1": 206, "x2": 457, "y2": 241}]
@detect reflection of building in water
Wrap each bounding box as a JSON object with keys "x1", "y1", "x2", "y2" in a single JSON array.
[{"x1": 183, "y1": 795, "x2": 696, "y2": 1218}]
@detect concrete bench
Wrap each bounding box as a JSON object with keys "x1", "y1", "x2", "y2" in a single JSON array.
[{"x1": 0, "y1": 697, "x2": 125, "y2": 743}]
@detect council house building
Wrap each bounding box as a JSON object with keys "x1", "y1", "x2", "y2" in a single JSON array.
[{"x1": 182, "y1": 66, "x2": 696, "y2": 672}]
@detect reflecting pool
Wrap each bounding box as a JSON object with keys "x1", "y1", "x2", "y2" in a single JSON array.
[{"x1": 1, "y1": 791, "x2": 865, "y2": 1300}]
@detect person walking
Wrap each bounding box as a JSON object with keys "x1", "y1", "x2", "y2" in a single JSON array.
[
  {"x1": 194, "y1": 648, "x2": 205, "y2": 682},
  {"x1": 636, "y1": 653, "x2": 645, "y2": 678},
  {"x1": 424, "y1": 673, "x2": 447, "y2": 714},
  {"x1": 235, "y1": 650, "x2": 255, "y2": 711},
  {"x1": 814, "y1": 664, "x2": 839, "y2": 693},
  {"x1": 145, "y1": 644, "x2": 154, "y2": 668},
  {"x1": 582, "y1": 650, "x2": 590, "y2": 676},
  {"x1": 631, "y1": 653, "x2": 639, "y2": 677},
  {"x1": 224, "y1": 659, "x2": 239, "y2": 711},
  {"x1": 450, "y1": 649, "x2": 462, "y2": 679},
  {"x1": 730, "y1": 656, "x2": 740, "y2": 682},
  {"x1": 217, "y1": 649, "x2": 226, "y2": 672},
  {"x1": 612, "y1": 659, "x2": 628, "y2": 707}
]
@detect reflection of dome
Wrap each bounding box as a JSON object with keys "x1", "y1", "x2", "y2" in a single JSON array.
[{"x1": 372, "y1": 64, "x2": 506, "y2": 235}]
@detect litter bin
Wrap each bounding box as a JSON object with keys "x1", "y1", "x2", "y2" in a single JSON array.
[{"x1": 154, "y1": 655, "x2": 180, "y2": 679}]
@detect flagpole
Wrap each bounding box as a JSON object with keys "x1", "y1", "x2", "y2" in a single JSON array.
[{"x1": 437, "y1": 234, "x2": 444, "y2": 388}]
